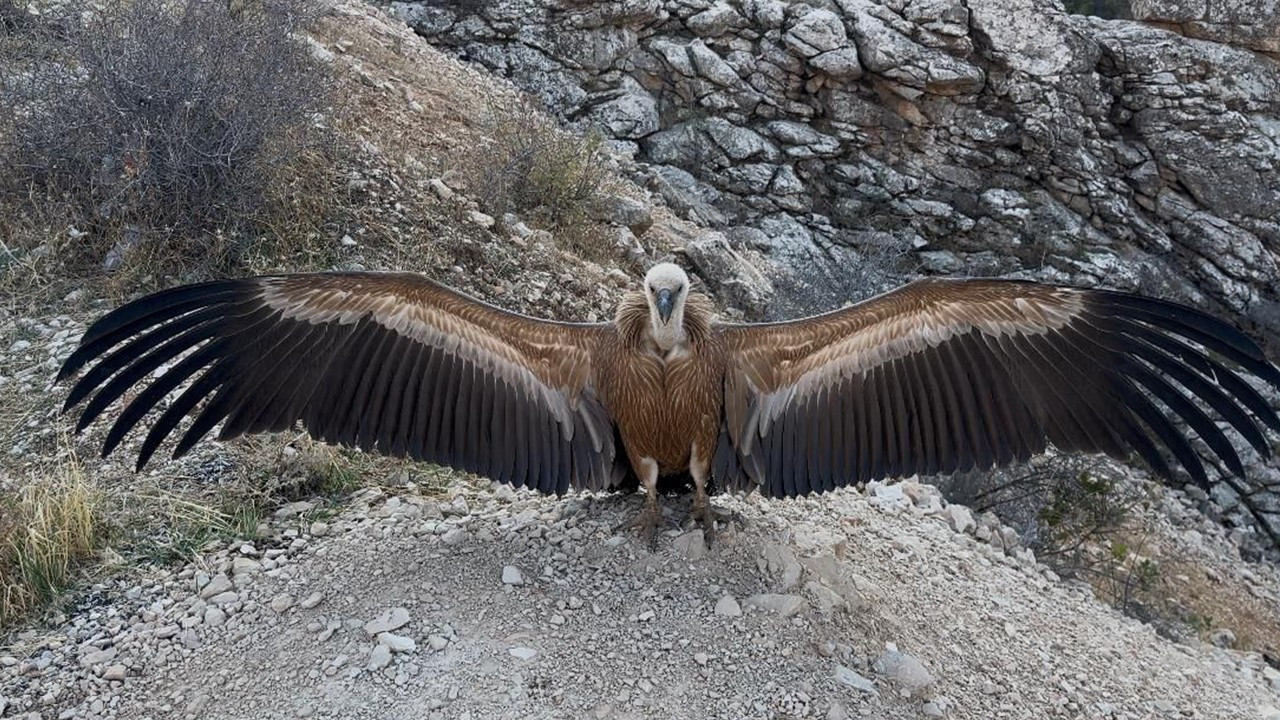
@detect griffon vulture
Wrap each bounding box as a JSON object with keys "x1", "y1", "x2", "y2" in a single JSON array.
[{"x1": 58, "y1": 264, "x2": 1280, "y2": 539}]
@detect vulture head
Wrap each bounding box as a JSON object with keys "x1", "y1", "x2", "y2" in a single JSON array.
[{"x1": 644, "y1": 263, "x2": 690, "y2": 349}]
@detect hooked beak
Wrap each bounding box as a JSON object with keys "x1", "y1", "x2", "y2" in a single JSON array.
[{"x1": 656, "y1": 288, "x2": 674, "y2": 324}]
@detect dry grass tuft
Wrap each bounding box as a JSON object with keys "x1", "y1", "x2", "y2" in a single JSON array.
[{"x1": 0, "y1": 449, "x2": 103, "y2": 628}]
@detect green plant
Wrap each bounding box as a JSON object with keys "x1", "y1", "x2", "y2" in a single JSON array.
[{"x1": 127, "y1": 493, "x2": 264, "y2": 565}]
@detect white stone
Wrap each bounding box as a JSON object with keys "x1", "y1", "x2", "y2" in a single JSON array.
[
  {"x1": 199, "y1": 574, "x2": 233, "y2": 600},
  {"x1": 270, "y1": 594, "x2": 295, "y2": 613},
  {"x1": 509, "y1": 647, "x2": 537, "y2": 660},
  {"x1": 714, "y1": 595, "x2": 742, "y2": 617},
  {"x1": 364, "y1": 607, "x2": 411, "y2": 636},
  {"x1": 744, "y1": 593, "x2": 806, "y2": 617},
  {"x1": 368, "y1": 644, "x2": 392, "y2": 670},
  {"x1": 377, "y1": 633, "x2": 416, "y2": 653},
  {"x1": 944, "y1": 504, "x2": 976, "y2": 535},
  {"x1": 834, "y1": 665, "x2": 878, "y2": 695},
  {"x1": 674, "y1": 531, "x2": 708, "y2": 560}
]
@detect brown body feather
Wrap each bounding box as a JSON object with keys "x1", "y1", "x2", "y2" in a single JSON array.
[
  {"x1": 596, "y1": 293, "x2": 724, "y2": 476},
  {"x1": 58, "y1": 271, "x2": 1280, "y2": 513}
]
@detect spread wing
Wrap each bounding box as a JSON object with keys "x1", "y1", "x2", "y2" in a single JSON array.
[
  {"x1": 58, "y1": 272, "x2": 622, "y2": 494},
  {"x1": 715, "y1": 278, "x2": 1280, "y2": 498}
]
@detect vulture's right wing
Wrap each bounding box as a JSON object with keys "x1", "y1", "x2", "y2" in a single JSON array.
[
  {"x1": 59, "y1": 272, "x2": 622, "y2": 494},
  {"x1": 716, "y1": 278, "x2": 1280, "y2": 497}
]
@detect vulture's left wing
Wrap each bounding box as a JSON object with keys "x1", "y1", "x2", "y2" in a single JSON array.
[
  {"x1": 715, "y1": 278, "x2": 1280, "y2": 497},
  {"x1": 59, "y1": 272, "x2": 621, "y2": 494}
]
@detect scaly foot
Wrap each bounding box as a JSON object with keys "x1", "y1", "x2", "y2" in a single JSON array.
[
  {"x1": 613, "y1": 502, "x2": 665, "y2": 550},
  {"x1": 689, "y1": 500, "x2": 746, "y2": 546},
  {"x1": 690, "y1": 497, "x2": 719, "y2": 545}
]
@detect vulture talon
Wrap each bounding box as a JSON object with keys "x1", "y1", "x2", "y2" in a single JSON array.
[
  {"x1": 689, "y1": 498, "x2": 716, "y2": 530},
  {"x1": 57, "y1": 263, "x2": 1280, "y2": 547},
  {"x1": 612, "y1": 502, "x2": 667, "y2": 549},
  {"x1": 623, "y1": 509, "x2": 664, "y2": 549},
  {"x1": 696, "y1": 505, "x2": 744, "y2": 546}
]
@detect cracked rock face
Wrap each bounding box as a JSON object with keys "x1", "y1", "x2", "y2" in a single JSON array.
[
  {"x1": 392, "y1": 0, "x2": 1279, "y2": 353},
  {"x1": 1130, "y1": 0, "x2": 1280, "y2": 54}
]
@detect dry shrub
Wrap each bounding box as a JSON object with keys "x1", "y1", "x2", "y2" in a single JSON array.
[
  {"x1": 940, "y1": 455, "x2": 1242, "y2": 641},
  {"x1": 459, "y1": 96, "x2": 610, "y2": 233},
  {"x1": 0, "y1": 0, "x2": 339, "y2": 280},
  {"x1": 940, "y1": 455, "x2": 1155, "y2": 590},
  {"x1": 0, "y1": 453, "x2": 103, "y2": 628}
]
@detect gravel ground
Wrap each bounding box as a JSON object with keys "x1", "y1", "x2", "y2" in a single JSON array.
[{"x1": 3, "y1": 481, "x2": 1278, "y2": 720}]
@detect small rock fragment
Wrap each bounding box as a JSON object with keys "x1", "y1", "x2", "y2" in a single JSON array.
[
  {"x1": 744, "y1": 593, "x2": 806, "y2": 617},
  {"x1": 872, "y1": 650, "x2": 935, "y2": 697},
  {"x1": 364, "y1": 607, "x2": 411, "y2": 636},
  {"x1": 368, "y1": 644, "x2": 392, "y2": 670},
  {"x1": 834, "y1": 665, "x2": 878, "y2": 695},
  {"x1": 200, "y1": 574, "x2": 234, "y2": 599},
  {"x1": 674, "y1": 530, "x2": 708, "y2": 560},
  {"x1": 509, "y1": 647, "x2": 537, "y2": 660},
  {"x1": 270, "y1": 594, "x2": 295, "y2": 613},
  {"x1": 714, "y1": 594, "x2": 742, "y2": 617},
  {"x1": 378, "y1": 633, "x2": 416, "y2": 653},
  {"x1": 944, "y1": 504, "x2": 975, "y2": 534}
]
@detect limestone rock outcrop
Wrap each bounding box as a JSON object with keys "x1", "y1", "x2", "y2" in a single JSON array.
[
  {"x1": 1131, "y1": 0, "x2": 1280, "y2": 54},
  {"x1": 391, "y1": 0, "x2": 1279, "y2": 354}
]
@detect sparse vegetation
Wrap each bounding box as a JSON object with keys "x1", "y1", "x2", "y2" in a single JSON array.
[
  {"x1": 0, "y1": 449, "x2": 103, "y2": 627},
  {"x1": 458, "y1": 96, "x2": 613, "y2": 252},
  {"x1": 940, "y1": 455, "x2": 1280, "y2": 651},
  {"x1": 945, "y1": 457, "x2": 1170, "y2": 615},
  {"x1": 125, "y1": 491, "x2": 264, "y2": 566},
  {"x1": 0, "y1": 0, "x2": 340, "y2": 286}
]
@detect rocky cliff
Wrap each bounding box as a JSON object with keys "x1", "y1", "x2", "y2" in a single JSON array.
[{"x1": 389, "y1": 0, "x2": 1279, "y2": 339}]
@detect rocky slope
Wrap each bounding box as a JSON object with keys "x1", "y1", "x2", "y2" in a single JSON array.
[{"x1": 1132, "y1": 0, "x2": 1280, "y2": 54}]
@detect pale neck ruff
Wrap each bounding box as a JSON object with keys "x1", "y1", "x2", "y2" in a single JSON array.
[{"x1": 649, "y1": 314, "x2": 687, "y2": 353}]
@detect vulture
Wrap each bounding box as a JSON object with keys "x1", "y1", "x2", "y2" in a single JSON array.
[{"x1": 59, "y1": 264, "x2": 1280, "y2": 540}]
